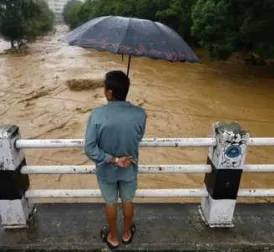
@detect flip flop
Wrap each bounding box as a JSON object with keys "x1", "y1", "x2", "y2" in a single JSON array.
[
  {"x1": 122, "y1": 222, "x2": 136, "y2": 245},
  {"x1": 100, "y1": 226, "x2": 120, "y2": 250}
]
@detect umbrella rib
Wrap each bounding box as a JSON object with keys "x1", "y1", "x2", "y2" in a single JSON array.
[
  {"x1": 80, "y1": 16, "x2": 114, "y2": 45},
  {"x1": 154, "y1": 22, "x2": 178, "y2": 61},
  {"x1": 155, "y1": 23, "x2": 199, "y2": 63},
  {"x1": 117, "y1": 17, "x2": 132, "y2": 54},
  {"x1": 89, "y1": 16, "x2": 113, "y2": 31}
]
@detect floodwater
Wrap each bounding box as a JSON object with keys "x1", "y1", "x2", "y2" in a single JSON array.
[{"x1": 1, "y1": 25, "x2": 274, "y2": 203}]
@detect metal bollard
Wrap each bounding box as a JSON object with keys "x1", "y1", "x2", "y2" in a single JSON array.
[
  {"x1": 199, "y1": 122, "x2": 249, "y2": 228},
  {"x1": 0, "y1": 125, "x2": 34, "y2": 229}
]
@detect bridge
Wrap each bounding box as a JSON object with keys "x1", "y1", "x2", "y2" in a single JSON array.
[{"x1": 0, "y1": 122, "x2": 274, "y2": 251}]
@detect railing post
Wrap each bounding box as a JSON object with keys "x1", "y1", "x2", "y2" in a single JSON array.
[
  {"x1": 0, "y1": 125, "x2": 34, "y2": 229},
  {"x1": 199, "y1": 122, "x2": 249, "y2": 227}
]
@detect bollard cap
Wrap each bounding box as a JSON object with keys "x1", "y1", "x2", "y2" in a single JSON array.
[
  {"x1": 214, "y1": 122, "x2": 247, "y2": 136},
  {"x1": 0, "y1": 125, "x2": 24, "y2": 171},
  {"x1": 0, "y1": 125, "x2": 19, "y2": 140},
  {"x1": 213, "y1": 122, "x2": 249, "y2": 144}
]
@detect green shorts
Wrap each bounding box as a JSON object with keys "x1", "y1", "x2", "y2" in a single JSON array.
[{"x1": 97, "y1": 178, "x2": 137, "y2": 205}]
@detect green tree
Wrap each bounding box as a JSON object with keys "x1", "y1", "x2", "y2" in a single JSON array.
[
  {"x1": 192, "y1": 0, "x2": 274, "y2": 59},
  {"x1": 77, "y1": 0, "x2": 95, "y2": 24},
  {"x1": 113, "y1": 0, "x2": 136, "y2": 17},
  {"x1": 156, "y1": 0, "x2": 197, "y2": 43},
  {"x1": 74, "y1": 0, "x2": 197, "y2": 42},
  {"x1": 64, "y1": 0, "x2": 77, "y2": 24},
  {"x1": 238, "y1": 0, "x2": 274, "y2": 59},
  {"x1": 35, "y1": 0, "x2": 54, "y2": 33},
  {"x1": 24, "y1": 0, "x2": 54, "y2": 40},
  {"x1": 0, "y1": 0, "x2": 25, "y2": 48},
  {"x1": 76, "y1": 0, "x2": 161, "y2": 24},
  {"x1": 63, "y1": 0, "x2": 83, "y2": 29},
  {"x1": 0, "y1": 0, "x2": 54, "y2": 48},
  {"x1": 191, "y1": 0, "x2": 236, "y2": 58}
]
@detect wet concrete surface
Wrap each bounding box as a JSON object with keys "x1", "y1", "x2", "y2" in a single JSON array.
[{"x1": 0, "y1": 203, "x2": 274, "y2": 251}]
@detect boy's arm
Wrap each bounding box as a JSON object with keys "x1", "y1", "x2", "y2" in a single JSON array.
[{"x1": 84, "y1": 113, "x2": 113, "y2": 166}]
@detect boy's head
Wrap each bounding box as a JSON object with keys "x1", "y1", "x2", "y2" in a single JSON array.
[{"x1": 104, "y1": 71, "x2": 130, "y2": 101}]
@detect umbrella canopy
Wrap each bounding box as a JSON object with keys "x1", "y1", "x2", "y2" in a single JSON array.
[{"x1": 63, "y1": 16, "x2": 200, "y2": 75}]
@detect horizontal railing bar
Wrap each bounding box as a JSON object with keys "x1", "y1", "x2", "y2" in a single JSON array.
[
  {"x1": 25, "y1": 189, "x2": 274, "y2": 198},
  {"x1": 25, "y1": 189, "x2": 208, "y2": 198},
  {"x1": 140, "y1": 138, "x2": 216, "y2": 147},
  {"x1": 248, "y1": 138, "x2": 274, "y2": 146},
  {"x1": 15, "y1": 138, "x2": 274, "y2": 149},
  {"x1": 16, "y1": 139, "x2": 85, "y2": 149},
  {"x1": 21, "y1": 165, "x2": 212, "y2": 174},
  {"x1": 21, "y1": 164, "x2": 274, "y2": 175},
  {"x1": 242, "y1": 165, "x2": 274, "y2": 172},
  {"x1": 16, "y1": 138, "x2": 216, "y2": 148},
  {"x1": 238, "y1": 189, "x2": 274, "y2": 197},
  {"x1": 21, "y1": 165, "x2": 97, "y2": 174}
]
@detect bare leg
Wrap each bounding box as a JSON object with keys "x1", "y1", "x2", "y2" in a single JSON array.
[
  {"x1": 122, "y1": 202, "x2": 134, "y2": 241},
  {"x1": 105, "y1": 204, "x2": 119, "y2": 246}
]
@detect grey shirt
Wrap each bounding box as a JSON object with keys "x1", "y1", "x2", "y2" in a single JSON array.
[{"x1": 84, "y1": 101, "x2": 146, "y2": 182}]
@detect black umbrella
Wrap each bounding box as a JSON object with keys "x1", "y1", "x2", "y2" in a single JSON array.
[{"x1": 63, "y1": 16, "x2": 200, "y2": 76}]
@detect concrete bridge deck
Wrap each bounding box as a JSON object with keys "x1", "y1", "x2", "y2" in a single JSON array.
[{"x1": 1, "y1": 203, "x2": 274, "y2": 251}]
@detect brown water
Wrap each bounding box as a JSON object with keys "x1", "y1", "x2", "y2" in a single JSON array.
[{"x1": 1, "y1": 25, "x2": 274, "y2": 203}]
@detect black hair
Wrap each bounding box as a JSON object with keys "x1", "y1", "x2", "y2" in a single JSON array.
[{"x1": 105, "y1": 71, "x2": 130, "y2": 101}]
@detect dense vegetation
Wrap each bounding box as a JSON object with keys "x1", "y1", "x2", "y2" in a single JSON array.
[
  {"x1": 63, "y1": 0, "x2": 274, "y2": 61},
  {"x1": 0, "y1": 0, "x2": 54, "y2": 48},
  {"x1": 192, "y1": 0, "x2": 274, "y2": 60}
]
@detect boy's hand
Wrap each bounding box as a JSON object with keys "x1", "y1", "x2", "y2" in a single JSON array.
[{"x1": 117, "y1": 156, "x2": 133, "y2": 168}]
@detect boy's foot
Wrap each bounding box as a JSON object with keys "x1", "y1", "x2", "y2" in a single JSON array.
[{"x1": 100, "y1": 226, "x2": 119, "y2": 249}]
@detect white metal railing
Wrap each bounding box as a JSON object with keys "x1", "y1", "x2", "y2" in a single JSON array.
[
  {"x1": 21, "y1": 165, "x2": 211, "y2": 174},
  {"x1": 24, "y1": 189, "x2": 274, "y2": 199},
  {"x1": 16, "y1": 137, "x2": 274, "y2": 199},
  {"x1": 16, "y1": 138, "x2": 216, "y2": 148},
  {"x1": 21, "y1": 164, "x2": 274, "y2": 174},
  {"x1": 15, "y1": 137, "x2": 274, "y2": 149},
  {"x1": 25, "y1": 189, "x2": 208, "y2": 198}
]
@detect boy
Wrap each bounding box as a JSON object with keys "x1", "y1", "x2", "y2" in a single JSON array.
[{"x1": 85, "y1": 71, "x2": 146, "y2": 249}]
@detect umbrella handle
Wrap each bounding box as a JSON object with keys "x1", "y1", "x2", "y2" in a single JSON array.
[{"x1": 127, "y1": 55, "x2": 132, "y2": 77}]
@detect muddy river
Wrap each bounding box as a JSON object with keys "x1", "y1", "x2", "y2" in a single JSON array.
[{"x1": 1, "y1": 25, "x2": 274, "y2": 203}]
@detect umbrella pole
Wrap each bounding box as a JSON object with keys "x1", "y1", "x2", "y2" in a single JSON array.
[{"x1": 127, "y1": 55, "x2": 132, "y2": 76}]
